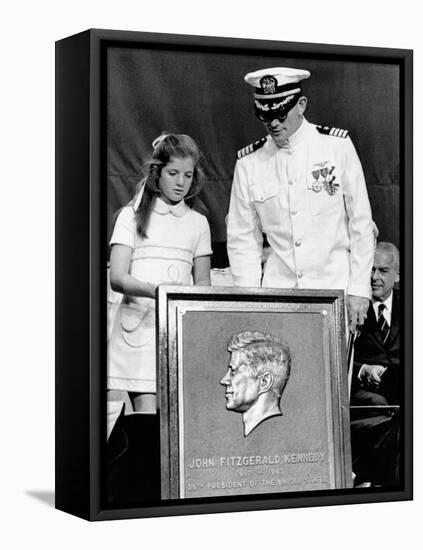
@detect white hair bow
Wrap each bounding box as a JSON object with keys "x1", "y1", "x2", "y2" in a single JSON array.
[{"x1": 152, "y1": 134, "x2": 169, "y2": 150}]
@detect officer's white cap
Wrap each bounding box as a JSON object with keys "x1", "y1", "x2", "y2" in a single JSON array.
[
  {"x1": 244, "y1": 67, "x2": 310, "y2": 120},
  {"x1": 244, "y1": 67, "x2": 311, "y2": 90}
]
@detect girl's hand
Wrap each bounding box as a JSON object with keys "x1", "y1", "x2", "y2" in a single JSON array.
[{"x1": 110, "y1": 246, "x2": 158, "y2": 299}]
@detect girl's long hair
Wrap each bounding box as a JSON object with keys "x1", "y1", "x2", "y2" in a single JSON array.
[{"x1": 132, "y1": 133, "x2": 205, "y2": 238}]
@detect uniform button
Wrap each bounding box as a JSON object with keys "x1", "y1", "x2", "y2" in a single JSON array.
[
  {"x1": 289, "y1": 180, "x2": 294, "y2": 186},
  {"x1": 295, "y1": 239, "x2": 302, "y2": 247},
  {"x1": 297, "y1": 271, "x2": 303, "y2": 279},
  {"x1": 291, "y1": 210, "x2": 298, "y2": 215}
]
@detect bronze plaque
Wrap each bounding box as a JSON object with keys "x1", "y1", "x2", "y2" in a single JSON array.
[{"x1": 158, "y1": 288, "x2": 351, "y2": 499}]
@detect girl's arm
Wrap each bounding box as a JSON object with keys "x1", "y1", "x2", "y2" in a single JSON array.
[
  {"x1": 109, "y1": 244, "x2": 156, "y2": 298},
  {"x1": 193, "y1": 255, "x2": 211, "y2": 286}
]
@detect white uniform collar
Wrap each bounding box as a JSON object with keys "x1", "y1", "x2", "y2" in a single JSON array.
[
  {"x1": 268, "y1": 117, "x2": 311, "y2": 151},
  {"x1": 286, "y1": 116, "x2": 310, "y2": 148},
  {"x1": 153, "y1": 196, "x2": 189, "y2": 217}
]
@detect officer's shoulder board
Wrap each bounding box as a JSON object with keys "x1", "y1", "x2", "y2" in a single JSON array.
[
  {"x1": 316, "y1": 125, "x2": 349, "y2": 138},
  {"x1": 237, "y1": 137, "x2": 267, "y2": 159}
]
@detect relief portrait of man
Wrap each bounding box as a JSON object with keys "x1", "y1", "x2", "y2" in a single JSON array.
[{"x1": 220, "y1": 331, "x2": 291, "y2": 436}]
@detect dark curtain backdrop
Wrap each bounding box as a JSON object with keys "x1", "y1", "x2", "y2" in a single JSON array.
[{"x1": 107, "y1": 47, "x2": 400, "y2": 265}]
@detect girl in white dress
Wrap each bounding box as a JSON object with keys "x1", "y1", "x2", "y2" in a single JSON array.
[{"x1": 108, "y1": 134, "x2": 212, "y2": 414}]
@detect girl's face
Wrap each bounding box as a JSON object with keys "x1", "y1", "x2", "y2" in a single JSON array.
[{"x1": 158, "y1": 156, "x2": 195, "y2": 205}]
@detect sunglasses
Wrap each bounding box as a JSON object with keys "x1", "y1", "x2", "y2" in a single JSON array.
[{"x1": 255, "y1": 108, "x2": 288, "y2": 124}]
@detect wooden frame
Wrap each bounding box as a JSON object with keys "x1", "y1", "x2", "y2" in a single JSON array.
[{"x1": 55, "y1": 28, "x2": 412, "y2": 521}]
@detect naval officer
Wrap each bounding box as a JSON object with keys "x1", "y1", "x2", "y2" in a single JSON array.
[{"x1": 227, "y1": 67, "x2": 374, "y2": 331}]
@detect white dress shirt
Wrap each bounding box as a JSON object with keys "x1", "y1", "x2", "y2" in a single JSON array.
[{"x1": 372, "y1": 292, "x2": 393, "y2": 326}]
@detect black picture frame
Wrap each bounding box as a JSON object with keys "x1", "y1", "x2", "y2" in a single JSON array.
[{"x1": 55, "y1": 28, "x2": 413, "y2": 521}]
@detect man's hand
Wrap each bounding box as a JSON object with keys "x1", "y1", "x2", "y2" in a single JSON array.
[
  {"x1": 347, "y1": 294, "x2": 369, "y2": 332},
  {"x1": 358, "y1": 364, "x2": 387, "y2": 390}
]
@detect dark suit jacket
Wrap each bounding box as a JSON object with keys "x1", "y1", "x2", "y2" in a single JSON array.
[{"x1": 351, "y1": 289, "x2": 400, "y2": 405}]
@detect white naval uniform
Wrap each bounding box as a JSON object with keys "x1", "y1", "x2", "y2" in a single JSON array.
[{"x1": 227, "y1": 118, "x2": 373, "y2": 298}]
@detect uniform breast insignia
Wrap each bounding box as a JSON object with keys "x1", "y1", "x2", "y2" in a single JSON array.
[
  {"x1": 316, "y1": 125, "x2": 349, "y2": 138},
  {"x1": 309, "y1": 162, "x2": 340, "y2": 195},
  {"x1": 237, "y1": 137, "x2": 267, "y2": 159}
]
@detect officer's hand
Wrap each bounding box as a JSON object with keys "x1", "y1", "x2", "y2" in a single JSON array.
[
  {"x1": 347, "y1": 295, "x2": 369, "y2": 332},
  {"x1": 359, "y1": 364, "x2": 387, "y2": 389}
]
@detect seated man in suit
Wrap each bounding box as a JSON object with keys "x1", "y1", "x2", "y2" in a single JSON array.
[
  {"x1": 350, "y1": 242, "x2": 400, "y2": 487},
  {"x1": 351, "y1": 241, "x2": 400, "y2": 406}
]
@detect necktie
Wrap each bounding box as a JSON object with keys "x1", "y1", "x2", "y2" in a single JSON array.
[{"x1": 377, "y1": 303, "x2": 390, "y2": 344}]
